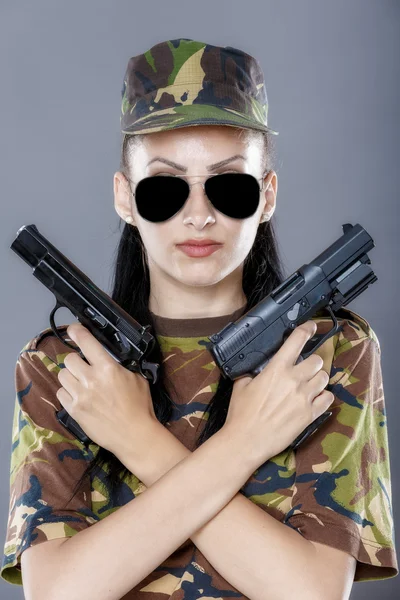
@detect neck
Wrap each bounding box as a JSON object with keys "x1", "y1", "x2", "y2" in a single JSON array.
[{"x1": 148, "y1": 263, "x2": 247, "y2": 319}]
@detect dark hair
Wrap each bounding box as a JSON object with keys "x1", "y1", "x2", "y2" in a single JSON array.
[{"x1": 64, "y1": 127, "x2": 287, "y2": 505}]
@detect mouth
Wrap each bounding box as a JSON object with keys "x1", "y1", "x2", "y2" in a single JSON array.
[{"x1": 176, "y1": 243, "x2": 223, "y2": 258}]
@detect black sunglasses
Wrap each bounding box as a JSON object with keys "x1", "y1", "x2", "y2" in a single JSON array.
[{"x1": 128, "y1": 172, "x2": 267, "y2": 223}]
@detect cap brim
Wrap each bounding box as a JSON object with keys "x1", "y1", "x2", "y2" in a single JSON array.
[{"x1": 120, "y1": 104, "x2": 279, "y2": 136}]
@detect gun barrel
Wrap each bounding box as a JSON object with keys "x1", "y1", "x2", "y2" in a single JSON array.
[
  {"x1": 207, "y1": 222, "x2": 377, "y2": 382},
  {"x1": 10, "y1": 224, "x2": 157, "y2": 370}
]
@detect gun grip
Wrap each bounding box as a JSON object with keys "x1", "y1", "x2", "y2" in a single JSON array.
[
  {"x1": 55, "y1": 407, "x2": 92, "y2": 446},
  {"x1": 287, "y1": 410, "x2": 333, "y2": 451}
]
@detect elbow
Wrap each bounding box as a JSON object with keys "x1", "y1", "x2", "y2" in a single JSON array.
[{"x1": 21, "y1": 538, "x2": 70, "y2": 600}]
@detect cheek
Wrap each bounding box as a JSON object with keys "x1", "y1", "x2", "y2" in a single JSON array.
[
  {"x1": 225, "y1": 221, "x2": 258, "y2": 258},
  {"x1": 136, "y1": 221, "x2": 174, "y2": 261}
]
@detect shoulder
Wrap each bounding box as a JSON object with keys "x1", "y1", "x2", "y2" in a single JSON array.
[
  {"x1": 13, "y1": 326, "x2": 80, "y2": 436},
  {"x1": 313, "y1": 306, "x2": 379, "y2": 351},
  {"x1": 334, "y1": 306, "x2": 373, "y2": 337},
  {"x1": 18, "y1": 324, "x2": 73, "y2": 365},
  {"x1": 15, "y1": 325, "x2": 78, "y2": 386}
]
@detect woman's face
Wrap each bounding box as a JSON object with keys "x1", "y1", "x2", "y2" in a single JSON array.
[{"x1": 114, "y1": 125, "x2": 277, "y2": 290}]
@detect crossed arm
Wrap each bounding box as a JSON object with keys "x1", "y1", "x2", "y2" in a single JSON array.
[{"x1": 116, "y1": 421, "x2": 356, "y2": 600}]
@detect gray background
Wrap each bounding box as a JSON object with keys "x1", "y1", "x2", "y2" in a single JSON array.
[{"x1": 1, "y1": 1, "x2": 399, "y2": 598}]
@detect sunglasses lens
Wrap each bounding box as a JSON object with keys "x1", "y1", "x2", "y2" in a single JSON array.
[
  {"x1": 206, "y1": 173, "x2": 261, "y2": 219},
  {"x1": 135, "y1": 176, "x2": 189, "y2": 222},
  {"x1": 135, "y1": 173, "x2": 261, "y2": 222}
]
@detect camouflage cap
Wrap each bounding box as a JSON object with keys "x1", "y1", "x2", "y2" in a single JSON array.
[{"x1": 120, "y1": 38, "x2": 279, "y2": 138}]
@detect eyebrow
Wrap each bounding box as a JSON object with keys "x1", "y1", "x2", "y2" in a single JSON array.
[{"x1": 146, "y1": 154, "x2": 246, "y2": 173}]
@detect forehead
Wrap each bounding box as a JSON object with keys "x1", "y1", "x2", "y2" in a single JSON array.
[{"x1": 129, "y1": 125, "x2": 263, "y2": 175}]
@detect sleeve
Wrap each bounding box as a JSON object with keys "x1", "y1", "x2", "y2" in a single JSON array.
[
  {"x1": 1, "y1": 337, "x2": 100, "y2": 586},
  {"x1": 283, "y1": 318, "x2": 399, "y2": 582}
]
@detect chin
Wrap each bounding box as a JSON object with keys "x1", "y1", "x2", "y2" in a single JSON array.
[{"x1": 175, "y1": 270, "x2": 224, "y2": 287}]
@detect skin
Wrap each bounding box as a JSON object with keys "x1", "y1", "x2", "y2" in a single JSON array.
[
  {"x1": 113, "y1": 125, "x2": 278, "y2": 319},
  {"x1": 57, "y1": 124, "x2": 282, "y2": 452},
  {"x1": 46, "y1": 126, "x2": 346, "y2": 600},
  {"x1": 56, "y1": 125, "x2": 330, "y2": 480}
]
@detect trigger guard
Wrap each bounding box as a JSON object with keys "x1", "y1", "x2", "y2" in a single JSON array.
[
  {"x1": 49, "y1": 301, "x2": 88, "y2": 362},
  {"x1": 300, "y1": 306, "x2": 342, "y2": 359}
]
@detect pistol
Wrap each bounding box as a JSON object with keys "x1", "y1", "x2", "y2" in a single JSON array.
[
  {"x1": 204, "y1": 223, "x2": 377, "y2": 452},
  {"x1": 10, "y1": 224, "x2": 160, "y2": 447}
]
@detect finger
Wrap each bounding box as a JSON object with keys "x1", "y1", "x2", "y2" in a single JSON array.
[
  {"x1": 56, "y1": 385, "x2": 74, "y2": 410},
  {"x1": 233, "y1": 374, "x2": 253, "y2": 390},
  {"x1": 58, "y1": 366, "x2": 81, "y2": 400},
  {"x1": 63, "y1": 351, "x2": 91, "y2": 383},
  {"x1": 277, "y1": 320, "x2": 317, "y2": 367},
  {"x1": 305, "y1": 368, "x2": 330, "y2": 401},
  {"x1": 312, "y1": 389, "x2": 335, "y2": 415},
  {"x1": 67, "y1": 322, "x2": 114, "y2": 368},
  {"x1": 294, "y1": 352, "x2": 324, "y2": 382}
]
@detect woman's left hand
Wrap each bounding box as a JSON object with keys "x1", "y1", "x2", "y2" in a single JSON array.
[{"x1": 56, "y1": 322, "x2": 158, "y2": 458}]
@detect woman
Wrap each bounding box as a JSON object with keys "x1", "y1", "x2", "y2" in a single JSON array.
[{"x1": 1, "y1": 38, "x2": 398, "y2": 599}]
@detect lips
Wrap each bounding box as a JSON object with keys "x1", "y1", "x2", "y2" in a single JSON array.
[
  {"x1": 177, "y1": 243, "x2": 222, "y2": 258},
  {"x1": 177, "y1": 239, "x2": 221, "y2": 246}
]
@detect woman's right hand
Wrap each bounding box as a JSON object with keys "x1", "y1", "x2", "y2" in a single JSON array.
[{"x1": 224, "y1": 320, "x2": 334, "y2": 468}]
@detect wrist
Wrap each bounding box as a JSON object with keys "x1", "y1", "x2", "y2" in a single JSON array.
[
  {"x1": 219, "y1": 423, "x2": 265, "y2": 474},
  {"x1": 138, "y1": 424, "x2": 255, "y2": 489},
  {"x1": 143, "y1": 423, "x2": 191, "y2": 486},
  {"x1": 114, "y1": 420, "x2": 191, "y2": 487}
]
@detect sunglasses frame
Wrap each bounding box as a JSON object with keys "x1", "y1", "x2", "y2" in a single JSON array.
[
  {"x1": 127, "y1": 170, "x2": 269, "y2": 197},
  {"x1": 126, "y1": 171, "x2": 270, "y2": 222}
]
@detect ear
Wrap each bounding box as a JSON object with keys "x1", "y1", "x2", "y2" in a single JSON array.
[
  {"x1": 261, "y1": 170, "x2": 278, "y2": 219},
  {"x1": 113, "y1": 171, "x2": 135, "y2": 224}
]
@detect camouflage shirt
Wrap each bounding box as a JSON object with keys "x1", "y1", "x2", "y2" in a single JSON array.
[{"x1": 1, "y1": 304, "x2": 398, "y2": 597}]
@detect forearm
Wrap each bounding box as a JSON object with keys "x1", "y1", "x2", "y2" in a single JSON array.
[
  {"x1": 124, "y1": 424, "x2": 323, "y2": 600},
  {"x1": 42, "y1": 426, "x2": 253, "y2": 600}
]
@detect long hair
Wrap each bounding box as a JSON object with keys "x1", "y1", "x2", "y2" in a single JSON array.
[{"x1": 64, "y1": 127, "x2": 287, "y2": 505}]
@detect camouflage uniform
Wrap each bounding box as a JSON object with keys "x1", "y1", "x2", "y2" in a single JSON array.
[
  {"x1": 1, "y1": 306, "x2": 398, "y2": 596},
  {"x1": 2, "y1": 37, "x2": 398, "y2": 596}
]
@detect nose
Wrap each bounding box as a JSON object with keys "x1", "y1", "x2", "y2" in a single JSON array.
[
  {"x1": 189, "y1": 180, "x2": 207, "y2": 194},
  {"x1": 186, "y1": 179, "x2": 211, "y2": 204},
  {"x1": 181, "y1": 179, "x2": 215, "y2": 223}
]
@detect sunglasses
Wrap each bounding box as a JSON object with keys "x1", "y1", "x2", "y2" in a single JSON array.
[{"x1": 128, "y1": 172, "x2": 268, "y2": 223}]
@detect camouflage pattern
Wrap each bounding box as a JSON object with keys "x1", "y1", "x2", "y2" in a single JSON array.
[
  {"x1": 1, "y1": 305, "x2": 398, "y2": 595},
  {"x1": 120, "y1": 38, "x2": 279, "y2": 138}
]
